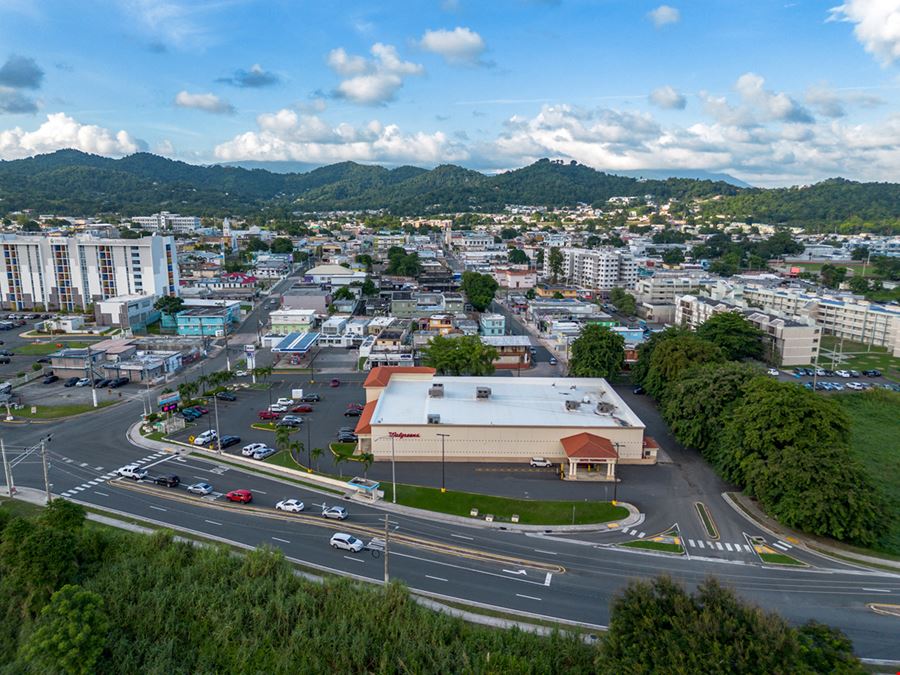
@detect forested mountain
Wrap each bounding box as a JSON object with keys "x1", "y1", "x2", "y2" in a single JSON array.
[{"x1": 1, "y1": 150, "x2": 899, "y2": 226}]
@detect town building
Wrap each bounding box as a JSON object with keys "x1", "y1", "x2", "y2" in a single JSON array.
[
  {"x1": 0, "y1": 234, "x2": 179, "y2": 311},
  {"x1": 491, "y1": 267, "x2": 537, "y2": 290},
  {"x1": 481, "y1": 335, "x2": 533, "y2": 369},
  {"x1": 354, "y1": 368, "x2": 657, "y2": 480},
  {"x1": 174, "y1": 305, "x2": 239, "y2": 336},
  {"x1": 479, "y1": 313, "x2": 506, "y2": 336},
  {"x1": 95, "y1": 293, "x2": 159, "y2": 331},
  {"x1": 302, "y1": 264, "x2": 367, "y2": 286},
  {"x1": 744, "y1": 310, "x2": 821, "y2": 366},
  {"x1": 131, "y1": 211, "x2": 201, "y2": 232},
  {"x1": 545, "y1": 248, "x2": 638, "y2": 291},
  {"x1": 269, "y1": 308, "x2": 316, "y2": 335},
  {"x1": 390, "y1": 292, "x2": 465, "y2": 319}
]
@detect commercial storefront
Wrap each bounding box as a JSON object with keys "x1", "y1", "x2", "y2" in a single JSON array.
[{"x1": 355, "y1": 367, "x2": 658, "y2": 481}]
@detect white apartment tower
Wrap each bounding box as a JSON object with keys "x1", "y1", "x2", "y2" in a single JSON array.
[
  {"x1": 131, "y1": 211, "x2": 201, "y2": 233},
  {"x1": 545, "y1": 247, "x2": 638, "y2": 290},
  {"x1": 0, "y1": 234, "x2": 179, "y2": 311}
]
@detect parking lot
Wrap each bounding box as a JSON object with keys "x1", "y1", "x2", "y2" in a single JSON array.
[{"x1": 771, "y1": 366, "x2": 898, "y2": 393}]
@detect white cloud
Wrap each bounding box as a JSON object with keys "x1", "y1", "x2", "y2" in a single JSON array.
[
  {"x1": 828, "y1": 0, "x2": 900, "y2": 65},
  {"x1": 648, "y1": 5, "x2": 680, "y2": 27},
  {"x1": 649, "y1": 85, "x2": 686, "y2": 109},
  {"x1": 120, "y1": 0, "x2": 208, "y2": 47},
  {"x1": 700, "y1": 72, "x2": 813, "y2": 126},
  {"x1": 0, "y1": 112, "x2": 142, "y2": 159},
  {"x1": 214, "y1": 108, "x2": 468, "y2": 165},
  {"x1": 155, "y1": 139, "x2": 176, "y2": 156},
  {"x1": 804, "y1": 82, "x2": 884, "y2": 118},
  {"x1": 419, "y1": 27, "x2": 487, "y2": 65},
  {"x1": 174, "y1": 90, "x2": 235, "y2": 114},
  {"x1": 327, "y1": 43, "x2": 424, "y2": 104}
]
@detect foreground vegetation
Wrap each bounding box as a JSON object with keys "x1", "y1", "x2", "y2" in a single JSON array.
[{"x1": 0, "y1": 500, "x2": 862, "y2": 673}]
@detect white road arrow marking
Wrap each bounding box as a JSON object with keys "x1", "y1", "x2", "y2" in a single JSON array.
[{"x1": 503, "y1": 569, "x2": 528, "y2": 576}]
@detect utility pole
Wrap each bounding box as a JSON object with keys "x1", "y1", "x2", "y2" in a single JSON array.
[
  {"x1": 212, "y1": 392, "x2": 222, "y2": 453},
  {"x1": 391, "y1": 435, "x2": 397, "y2": 504},
  {"x1": 1, "y1": 439, "x2": 14, "y2": 498},
  {"x1": 86, "y1": 343, "x2": 98, "y2": 408},
  {"x1": 222, "y1": 298, "x2": 231, "y2": 372},
  {"x1": 437, "y1": 433, "x2": 449, "y2": 493},
  {"x1": 383, "y1": 513, "x2": 390, "y2": 585},
  {"x1": 40, "y1": 438, "x2": 51, "y2": 503}
]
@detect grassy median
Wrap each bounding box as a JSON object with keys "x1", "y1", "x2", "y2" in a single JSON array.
[
  {"x1": 15, "y1": 401, "x2": 115, "y2": 419},
  {"x1": 380, "y1": 483, "x2": 627, "y2": 526},
  {"x1": 621, "y1": 540, "x2": 684, "y2": 554}
]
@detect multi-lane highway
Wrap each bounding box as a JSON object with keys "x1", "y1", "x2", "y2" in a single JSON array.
[{"x1": 1, "y1": 277, "x2": 899, "y2": 659}]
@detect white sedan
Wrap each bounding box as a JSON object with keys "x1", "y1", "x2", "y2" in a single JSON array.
[
  {"x1": 268, "y1": 403, "x2": 289, "y2": 413},
  {"x1": 75, "y1": 377, "x2": 92, "y2": 387},
  {"x1": 766, "y1": 368, "x2": 780, "y2": 376},
  {"x1": 242, "y1": 442, "x2": 267, "y2": 457},
  {"x1": 275, "y1": 499, "x2": 305, "y2": 513}
]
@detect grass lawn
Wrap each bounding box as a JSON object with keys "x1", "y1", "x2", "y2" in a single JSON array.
[
  {"x1": 695, "y1": 502, "x2": 719, "y2": 539},
  {"x1": 759, "y1": 551, "x2": 804, "y2": 566},
  {"x1": 817, "y1": 336, "x2": 899, "y2": 380},
  {"x1": 14, "y1": 340, "x2": 90, "y2": 355},
  {"x1": 0, "y1": 497, "x2": 44, "y2": 519},
  {"x1": 834, "y1": 390, "x2": 900, "y2": 556},
  {"x1": 142, "y1": 430, "x2": 167, "y2": 442},
  {"x1": 380, "y1": 483, "x2": 628, "y2": 526},
  {"x1": 264, "y1": 450, "x2": 306, "y2": 470},
  {"x1": 621, "y1": 540, "x2": 684, "y2": 554},
  {"x1": 329, "y1": 442, "x2": 359, "y2": 460},
  {"x1": 16, "y1": 401, "x2": 115, "y2": 419},
  {"x1": 250, "y1": 422, "x2": 298, "y2": 434}
]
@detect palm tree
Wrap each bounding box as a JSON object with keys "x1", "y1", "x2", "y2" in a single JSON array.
[
  {"x1": 288, "y1": 440, "x2": 304, "y2": 466},
  {"x1": 311, "y1": 447, "x2": 323, "y2": 472},
  {"x1": 274, "y1": 424, "x2": 291, "y2": 453},
  {"x1": 360, "y1": 452, "x2": 374, "y2": 481}
]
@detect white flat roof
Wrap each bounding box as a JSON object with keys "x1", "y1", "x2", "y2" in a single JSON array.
[{"x1": 372, "y1": 376, "x2": 644, "y2": 429}]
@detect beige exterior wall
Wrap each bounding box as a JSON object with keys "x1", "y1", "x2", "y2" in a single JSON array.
[{"x1": 366, "y1": 423, "x2": 648, "y2": 464}]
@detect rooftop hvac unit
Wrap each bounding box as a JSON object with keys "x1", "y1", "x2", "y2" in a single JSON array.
[
  {"x1": 565, "y1": 400, "x2": 581, "y2": 411},
  {"x1": 429, "y1": 383, "x2": 444, "y2": 398},
  {"x1": 427, "y1": 413, "x2": 441, "y2": 424},
  {"x1": 595, "y1": 402, "x2": 616, "y2": 415},
  {"x1": 475, "y1": 386, "x2": 491, "y2": 400}
]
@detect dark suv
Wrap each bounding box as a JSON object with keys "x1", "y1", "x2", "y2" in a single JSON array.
[
  {"x1": 299, "y1": 393, "x2": 321, "y2": 402},
  {"x1": 153, "y1": 474, "x2": 181, "y2": 488},
  {"x1": 109, "y1": 376, "x2": 129, "y2": 388}
]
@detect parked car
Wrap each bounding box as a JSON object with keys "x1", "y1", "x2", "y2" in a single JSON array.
[
  {"x1": 187, "y1": 482, "x2": 214, "y2": 495},
  {"x1": 329, "y1": 532, "x2": 363, "y2": 551},
  {"x1": 218, "y1": 435, "x2": 241, "y2": 449},
  {"x1": 846, "y1": 382, "x2": 866, "y2": 391},
  {"x1": 74, "y1": 377, "x2": 91, "y2": 387},
  {"x1": 192, "y1": 406, "x2": 209, "y2": 415},
  {"x1": 63, "y1": 377, "x2": 80, "y2": 387},
  {"x1": 36, "y1": 357, "x2": 51, "y2": 363},
  {"x1": 0, "y1": 357, "x2": 9, "y2": 364},
  {"x1": 322, "y1": 505, "x2": 349, "y2": 520},
  {"x1": 276, "y1": 415, "x2": 303, "y2": 427},
  {"x1": 275, "y1": 397, "x2": 294, "y2": 406},
  {"x1": 275, "y1": 498, "x2": 305, "y2": 513},
  {"x1": 836, "y1": 370, "x2": 851, "y2": 378},
  {"x1": 258, "y1": 410, "x2": 281, "y2": 420},
  {"x1": 337, "y1": 433, "x2": 358, "y2": 443},
  {"x1": 291, "y1": 404, "x2": 313, "y2": 413},
  {"x1": 0, "y1": 349, "x2": 13, "y2": 356},
  {"x1": 268, "y1": 403, "x2": 289, "y2": 413},
  {"x1": 299, "y1": 393, "x2": 321, "y2": 402},
  {"x1": 215, "y1": 391, "x2": 237, "y2": 401},
  {"x1": 766, "y1": 368, "x2": 779, "y2": 376},
  {"x1": 234, "y1": 369, "x2": 248, "y2": 377},
  {"x1": 346, "y1": 403, "x2": 364, "y2": 411},
  {"x1": 242, "y1": 442, "x2": 267, "y2": 457},
  {"x1": 153, "y1": 474, "x2": 181, "y2": 487},
  {"x1": 224, "y1": 489, "x2": 253, "y2": 503},
  {"x1": 529, "y1": 457, "x2": 552, "y2": 468},
  {"x1": 179, "y1": 409, "x2": 200, "y2": 421},
  {"x1": 116, "y1": 464, "x2": 148, "y2": 480},
  {"x1": 252, "y1": 447, "x2": 277, "y2": 460},
  {"x1": 194, "y1": 430, "x2": 217, "y2": 446},
  {"x1": 848, "y1": 370, "x2": 861, "y2": 378},
  {"x1": 343, "y1": 408, "x2": 362, "y2": 417},
  {"x1": 548, "y1": 357, "x2": 558, "y2": 365},
  {"x1": 42, "y1": 374, "x2": 59, "y2": 384},
  {"x1": 109, "y1": 376, "x2": 129, "y2": 388},
  {"x1": 863, "y1": 369, "x2": 882, "y2": 377},
  {"x1": 329, "y1": 378, "x2": 341, "y2": 387}
]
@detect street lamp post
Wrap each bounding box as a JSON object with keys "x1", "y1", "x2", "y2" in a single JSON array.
[
  {"x1": 391, "y1": 435, "x2": 397, "y2": 504},
  {"x1": 436, "y1": 433, "x2": 450, "y2": 493}
]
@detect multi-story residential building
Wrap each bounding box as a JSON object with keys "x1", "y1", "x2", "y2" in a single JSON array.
[
  {"x1": 0, "y1": 234, "x2": 179, "y2": 311},
  {"x1": 131, "y1": 211, "x2": 201, "y2": 232},
  {"x1": 674, "y1": 294, "x2": 739, "y2": 329},
  {"x1": 479, "y1": 313, "x2": 506, "y2": 336},
  {"x1": 390, "y1": 292, "x2": 465, "y2": 318},
  {"x1": 95, "y1": 294, "x2": 158, "y2": 330},
  {"x1": 633, "y1": 274, "x2": 707, "y2": 305},
  {"x1": 544, "y1": 248, "x2": 638, "y2": 291},
  {"x1": 269, "y1": 308, "x2": 316, "y2": 335},
  {"x1": 744, "y1": 310, "x2": 821, "y2": 366},
  {"x1": 491, "y1": 267, "x2": 537, "y2": 290}
]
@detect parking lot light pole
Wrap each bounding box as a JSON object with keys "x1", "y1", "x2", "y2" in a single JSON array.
[
  {"x1": 212, "y1": 393, "x2": 222, "y2": 454},
  {"x1": 391, "y1": 435, "x2": 397, "y2": 504},
  {"x1": 437, "y1": 433, "x2": 450, "y2": 493}
]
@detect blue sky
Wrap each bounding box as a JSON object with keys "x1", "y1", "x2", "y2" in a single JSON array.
[{"x1": 0, "y1": 0, "x2": 899, "y2": 185}]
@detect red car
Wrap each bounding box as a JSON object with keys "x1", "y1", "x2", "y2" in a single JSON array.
[
  {"x1": 193, "y1": 406, "x2": 209, "y2": 414},
  {"x1": 258, "y1": 410, "x2": 280, "y2": 420},
  {"x1": 347, "y1": 403, "x2": 364, "y2": 410},
  {"x1": 291, "y1": 404, "x2": 313, "y2": 413},
  {"x1": 330, "y1": 378, "x2": 341, "y2": 387},
  {"x1": 225, "y1": 489, "x2": 252, "y2": 503}
]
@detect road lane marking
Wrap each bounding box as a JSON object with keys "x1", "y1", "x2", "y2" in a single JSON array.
[
  {"x1": 697, "y1": 540, "x2": 705, "y2": 549},
  {"x1": 715, "y1": 542, "x2": 723, "y2": 551},
  {"x1": 204, "y1": 519, "x2": 222, "y2": 525},
  {"x1": 392, "y1": 551, "x2": 552, "y2": 586},
  {"x1": 343, "y1": 556, "x2": 365, "y2": 563},
  {"x1": 450, "y1": 534, "x2": 473, "y2": 540},
  {"x1": 93, "y1": 491, "x2": 109, "y2": 497},
  {"x1": 426, "y1": 575, "x2": 448, "y2": 582},
  {"x1": 80, "y1": 462, "x2": 88, "y2": 467},
  {"x1": 862, "y1": 588, "x2": 891, "y2": 593},
  {"x1": 777, "y1": 540, "x2": 793, "y2": 549},
  {"x1": 516, "y1": 594, "x2": 542, "y2": 601},
  {"x1": 534, "y1": 549, "x2": 558, "y2": 555},
  {"x1": 149, "y1": 505, "x2": 167, "y2": 512},
  {"x1": 254, "y1": 490, "x2": 267, "y2": 495},
  {"x1": 544, "y1": 572, "x2": 553, "y2": 586},
  {"x1": 272, "y1": 537, "x2": 291, "y2": 543},
  {"x1": 193, "y1": 475, "x2": 211, "y2": 481},
  {"x1": 503, "y1": 569, "x2": 528, "y2": 576},
  {"x1": 772, "y1": 542, "x2": 789, "y2": 551},
  {"x1": 638, "y1": 532, "x2": 645, "y2": 538}
]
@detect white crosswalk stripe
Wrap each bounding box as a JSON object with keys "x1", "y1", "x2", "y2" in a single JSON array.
[
  {"x1": 637, "y1": 532, "x2": 645, "y2": 538},
  {"x1": 688, "y1": 539, "x2": 696, "y2": 548},
  {"x1": 715, "y1": 542, "x2": 723, "y2": 550},
  {"x1": 776, "y1": 540, "x2": 792, "y2": 549},
  {"x1": 772, "y1": 542, "x2": 789, "y2": 551},
  {"x1": 724, "y1": 543, "x2": 733, "y2": 551}
]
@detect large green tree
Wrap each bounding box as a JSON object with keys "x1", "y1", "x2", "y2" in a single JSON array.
[
  {"x1": 631, "y1": 327, "x2": 691, "y2": 387},
  {"x1": 568, "y1": 324, "x2": 625, "y2": 380},
  {"x1": 460, "y1": 271, "x2": 499, "y2": 312},
  {"x1": 601, "y1": 576, "x2": 862, "y2": 675},
  {"x1": 662, "y1": 362, "x2": 760, "y2": 456},
  {"x1": 21, "y1": 584, "x2": 109, "y2": 675},
  {"x1": 269, "y1": 237, "x2": 294, "y2": 254},
  {"x1": 420, "y1": 334, "x2": 497, "y2": 376},
  {"x1": 717, "y1": 378, "x2": 884, "y2": 545},
  {"x1": 507, "y1": 248, "x2": 528, "y2": 265},
  {"x1": 547, "y1": 247, "x2": 564, "y2": 282},
  {"x1": 609, "y1": 287, "x2": 637, "y2": 316},
  {"x1": 643, "y1": 334, "x2": 725, "y2": 399},
  {"x1": 696, "y1": 312, "x2": 764, "y2": 360},
  {"x1": 153, "y1": 295, "x2": 185, "y2": 318}
]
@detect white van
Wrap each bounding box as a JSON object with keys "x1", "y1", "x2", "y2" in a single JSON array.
[{"x1": 194, "y1": 430, "x2": 218, "y2": 446}]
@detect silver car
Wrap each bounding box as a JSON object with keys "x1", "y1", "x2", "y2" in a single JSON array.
[
  {"x1": 322, "y1": 505, "x2": 348, "y2": 520},
  {"x1": 187, "y1": 482, "x2": 214, "y2": 495}
]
